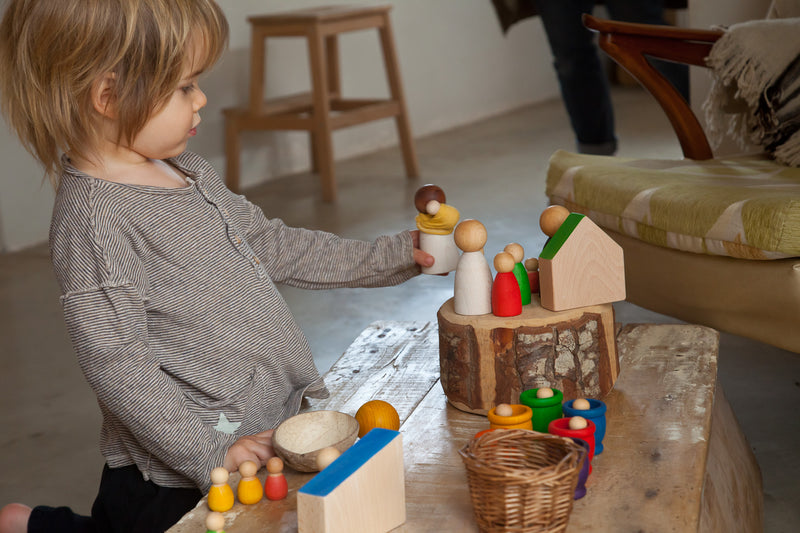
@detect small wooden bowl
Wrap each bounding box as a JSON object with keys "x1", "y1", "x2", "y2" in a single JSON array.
[{"x1": 273, "y1": 411, "x2": 359, "y2": 472}]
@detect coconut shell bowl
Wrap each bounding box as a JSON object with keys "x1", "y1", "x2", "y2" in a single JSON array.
[{"x1": 272, "y1": 410, "x2": 359, "y2": 472}]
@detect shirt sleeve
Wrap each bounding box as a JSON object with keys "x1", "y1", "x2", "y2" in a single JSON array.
[
  {"x1": 60, "y1": 283, "x2": 236, "y2": 490},
  {"x1": 241, "y1": 199, "x2": 421, "y2": 289}
]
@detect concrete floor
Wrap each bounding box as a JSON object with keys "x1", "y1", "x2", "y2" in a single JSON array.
[{"x1": 1, "y1": 88, "x2": 798, "y2": 531}]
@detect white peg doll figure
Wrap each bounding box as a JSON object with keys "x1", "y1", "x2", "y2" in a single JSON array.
[
  {"x1": 453, "y1": 219, "x2": 493, "y2": 315},
  {"x1": 414, "y1": 184, "x2": 461, "y2": 274}
]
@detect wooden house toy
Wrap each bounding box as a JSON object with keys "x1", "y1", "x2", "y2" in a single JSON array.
[{"x1": 538, "y1": 211, "x2": 625, "y2": 312}]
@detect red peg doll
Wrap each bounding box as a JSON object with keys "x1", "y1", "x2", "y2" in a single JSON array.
[
  {"x1": 492, "y1": 252, "x2": 522, "y2": 317},
  {"x1": 264, "y1": 457, "x2": 288, "y2": 501}
]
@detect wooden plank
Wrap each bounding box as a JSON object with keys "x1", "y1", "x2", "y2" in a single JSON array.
[
  {"x1": 699, "y1": 384, "x2": 763, "y2": 532},
  {"x1": 305, "y1": 321, "x2": 440, "y2": 423},
  {"x1": 566, "y1": 323, "x2": 720, "y2": 531}
]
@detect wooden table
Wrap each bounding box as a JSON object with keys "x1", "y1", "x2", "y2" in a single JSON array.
[{"x1": 170, "y1": 321, "x2": 763, "y2": 532}]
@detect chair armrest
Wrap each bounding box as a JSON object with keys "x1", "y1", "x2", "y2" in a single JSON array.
[{"x1": 583, "y1": 14, "x2": 724, "y2": 160}]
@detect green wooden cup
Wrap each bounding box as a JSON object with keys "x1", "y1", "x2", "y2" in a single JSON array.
[{"x1": 519, "y1": 388, "x2": 564, "y2": 433}]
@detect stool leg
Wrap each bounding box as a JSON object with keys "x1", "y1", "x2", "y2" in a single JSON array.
[
  {"x1": 326, "y1": 35, "x2": 341, "y2": 99},
  {"x1": 225, "y1": 113, "x2": 241, "y2": 194},
  {"x1": 249, "y1": 27, "x2": 266, "y2": 114},
  {"x1": 378, "y1": 13, "x2": 419, "y2": 179},
  {"x1": 308, "y1": 27, "x2": 337, "y2": 202},
  {"x1": 309, "y1": 35, "x2": 341, "y2": 175}
]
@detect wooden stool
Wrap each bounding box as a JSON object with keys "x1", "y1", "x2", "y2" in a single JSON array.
[{"x1": 224, "y1": 5, "x2": 419, "y2": 202}]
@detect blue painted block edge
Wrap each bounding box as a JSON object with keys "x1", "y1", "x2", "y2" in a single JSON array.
[{"x1": 298, "y1": 428, "x2": 400, "y2": 498}]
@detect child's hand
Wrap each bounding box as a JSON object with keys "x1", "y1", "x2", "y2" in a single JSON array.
[
  {"x1": 223, "y1": 430, "x2": 275, "y2": 472},
  {"x1": 410, "y1": 230, "x2": 434, "y2": 269}
]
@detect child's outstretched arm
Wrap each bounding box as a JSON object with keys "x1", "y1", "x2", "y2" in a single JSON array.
[{"x1": 241, "y1": 202, "x2": 432, "y2": 289}]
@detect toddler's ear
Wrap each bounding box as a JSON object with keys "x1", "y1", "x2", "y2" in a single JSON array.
[{"x1": 91, "y1": 72, "x2": 118, "y2": 118}]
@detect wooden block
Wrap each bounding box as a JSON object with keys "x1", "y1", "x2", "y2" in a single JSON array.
[
  {"x1": 438, "y1": 297, "x2": 619, "y2": 414},
  {"x1": 298, "y1": 428, "x2": 405, "y2": 533},
  {"x1": 539, "y1": 213, "x2": 625, "y2": 312}
]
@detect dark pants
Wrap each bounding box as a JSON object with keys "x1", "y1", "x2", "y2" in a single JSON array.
[
  {"x1": 28, "y1": 465, "x2": 202, "y2": 533},
  {"x1": 537, "y1": 0, "x2": 689, "y2": 154}
]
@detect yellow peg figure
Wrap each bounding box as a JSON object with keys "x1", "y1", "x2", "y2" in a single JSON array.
[
  {"x1": 208, "y1": 467, "x2": 235, "y2": 513},
  {"x1": 237, "y1": 460, "x2": 264, "y2": 505}
]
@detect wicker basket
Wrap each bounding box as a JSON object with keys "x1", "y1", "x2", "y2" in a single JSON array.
[{"x1": 459, "y1": 429, "x2": 586, "y2": 533}]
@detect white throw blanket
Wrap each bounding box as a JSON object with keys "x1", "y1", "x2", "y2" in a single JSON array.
[{"x1": 703, "y1": 17, "x2": 800, "y2": 166}]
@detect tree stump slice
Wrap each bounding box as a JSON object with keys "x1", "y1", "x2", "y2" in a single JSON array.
[{"x1": 438, "y1": 297, "x2": 619, "y2": 414}]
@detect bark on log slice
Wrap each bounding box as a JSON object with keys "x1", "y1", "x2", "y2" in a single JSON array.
[{"x1": 438, "y1": 296, "x2": 620, "y2": 414}]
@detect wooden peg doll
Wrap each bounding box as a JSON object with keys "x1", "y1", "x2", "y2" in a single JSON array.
[
  {"x1": 504, "y1": 242, "x2": 531, "y2": 305},
  {"x1": 492, "y1": 251, "x2": 522, "y2": 317},
  {"x1": 453, "y1": 219, "x2": 492, "y2": 315},
  {"x1": 205, "y1": 511, "x2": 226, "y2": 533},
  {"x1": 414, "y1": 184, "x2": 461, "y2": 274},
  {"x1": 264, "y1": 456, "x2": 288, "y2": 501},
  {"x1": 207, "y1": 467, "x2": 234, "y2": 513},
  {"x1": 539, "y1": 204, "x2": 571, "y2": 238},
  {"x1": 236, "y1": 460, "x2": 264, "y2": 505},
  {"x1": 525, "y1": 257, "x2": 540, "y2": 294}
]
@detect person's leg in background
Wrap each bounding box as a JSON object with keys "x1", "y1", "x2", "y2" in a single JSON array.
[
  {"x1": 605, "y1": 0, "x2": 690, "y2": 101},
  {"x1": 537, "y1": 0, "x2": 618, "y2": 155}
]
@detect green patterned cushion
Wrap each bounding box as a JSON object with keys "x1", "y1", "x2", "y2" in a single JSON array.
[{"x1": 546, "y1": 150, "x2": 800, "y2": 260}]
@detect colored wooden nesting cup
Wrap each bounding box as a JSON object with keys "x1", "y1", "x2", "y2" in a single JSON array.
[
  {"x1": 487, "y1": 404, "x2": 533, "y2": 430},
  {"x1": 519, "y1": 388, "x2": 564, "y2": 433},
  {"x1": 548, "y1": 417, "x2": 596, "y2": 474},
  {"x1": 563, "y1": 398, "x2": 607, "y2": 454},
  {"x1": 571, "y1": 438, "x2": 590, "y2": 500}
]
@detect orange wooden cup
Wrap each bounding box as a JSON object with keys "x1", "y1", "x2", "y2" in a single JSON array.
[{"x1": 487, "y1": 404, "x2": 533, "y2": 430}]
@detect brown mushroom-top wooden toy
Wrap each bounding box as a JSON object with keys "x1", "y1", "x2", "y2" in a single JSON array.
[
  {"x1": 414, "y1": 184, "x2": 460, "y2": 274},
  {"x1": 539, "y1": 205, "x2": 571, "y2": 237},
  {"x1": 414, "y1": 184, "x2": 446, "y2": 213}
]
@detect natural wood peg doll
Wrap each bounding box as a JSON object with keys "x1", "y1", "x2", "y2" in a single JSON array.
[{"x1": 453, "y1": 219, "x2": 492, "y2": 315}]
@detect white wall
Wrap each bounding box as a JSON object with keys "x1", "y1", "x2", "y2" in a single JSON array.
[{"x1": 0, "y1": 0, "x2": 557, "y2": 252}]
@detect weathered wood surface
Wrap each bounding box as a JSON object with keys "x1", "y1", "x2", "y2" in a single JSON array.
[
  {"x1": 169, "y1": 321, "x2": 763, "y2": 533},
  {"x1": 438, "y1": 297, "x2": 619, "y2": 414}
]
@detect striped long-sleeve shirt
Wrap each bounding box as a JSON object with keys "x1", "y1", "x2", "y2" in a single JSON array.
[{"x1": 49, "y1": 151, "x2": 419, "y2": 490}]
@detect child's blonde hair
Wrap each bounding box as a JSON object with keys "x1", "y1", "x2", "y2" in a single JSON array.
[{"x1": 0, "y1": 0, "x2": 229, "y2": 185}]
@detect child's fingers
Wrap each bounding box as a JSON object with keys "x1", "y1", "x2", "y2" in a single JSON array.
[{"x1": 413, "y1": 248, "x2": 434, "y2": 268}]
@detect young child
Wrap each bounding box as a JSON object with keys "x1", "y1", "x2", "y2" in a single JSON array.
[{"x1": 0, "y1": 1, "x2": 433, "y2": 531}]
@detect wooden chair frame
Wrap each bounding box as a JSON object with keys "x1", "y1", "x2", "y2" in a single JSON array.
[
  {"x1": 583, "y1": 14, "x2": 723, "y2": 159},
  {"x1": 569, "y1": 16, "x2": 800, "y2": 354}
]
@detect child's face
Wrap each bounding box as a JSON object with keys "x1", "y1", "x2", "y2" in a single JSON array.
[{"x1": 128, "y1": 43, "x2": 208, "y2": 161}]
